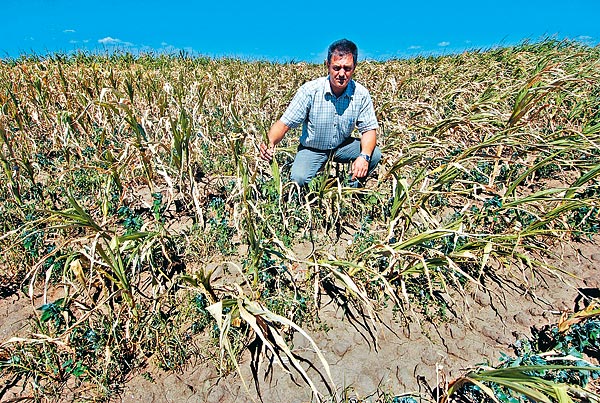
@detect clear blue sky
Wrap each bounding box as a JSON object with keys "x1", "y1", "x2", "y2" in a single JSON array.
[{"x1": 2, "y1": 0, "x2": 599, "y2": 62}]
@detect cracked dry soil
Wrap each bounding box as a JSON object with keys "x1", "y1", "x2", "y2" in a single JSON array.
[{"x1": 1, "y1": 238, "x2": 599, "y2": 402}]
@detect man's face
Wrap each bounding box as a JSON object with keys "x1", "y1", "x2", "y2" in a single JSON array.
[{"x1": 327, "y1": 53, "x2": 355, "y2": 96}]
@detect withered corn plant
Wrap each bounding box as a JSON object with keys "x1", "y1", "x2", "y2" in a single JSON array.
[{"x1": 0, "y1": 39, "x2": 599, "y2": 401}]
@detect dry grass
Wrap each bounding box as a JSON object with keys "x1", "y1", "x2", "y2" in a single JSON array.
[{"x1": 0, "y1": 39, "x2": 599, "y2": 401}]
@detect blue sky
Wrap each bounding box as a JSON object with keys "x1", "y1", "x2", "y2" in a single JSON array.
[{"x1": 2, "y1": 0, "x2": 599, "y2": 62}]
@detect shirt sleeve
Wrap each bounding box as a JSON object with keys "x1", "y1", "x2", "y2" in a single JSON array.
[
  {"x1": 280, "y1": 84, "x2": 312, "y2": 129},
  {"x1": 356, "y1": 92, "x2": 379, "y2": 133}
]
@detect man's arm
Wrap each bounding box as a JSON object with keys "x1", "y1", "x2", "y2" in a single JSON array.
[
  {"x1": 351, "y1": 129, "x2": 377, "y2": 180},
  {"x1": 259, "y1": 120, "x2": 289, "y2": 162}
]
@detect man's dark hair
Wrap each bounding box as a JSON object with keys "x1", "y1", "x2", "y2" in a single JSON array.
[{"x1": 327, "y1": 39, "x2": 358, "y2": 65}]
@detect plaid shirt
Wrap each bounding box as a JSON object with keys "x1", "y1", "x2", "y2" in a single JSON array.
[{"x1": 280, "y1": 76, "x2": 378, "y2": 150}]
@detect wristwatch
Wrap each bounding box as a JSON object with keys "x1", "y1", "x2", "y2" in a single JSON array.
[{"x1": 359, "y1": 153, "x2": 371, "y2": 162}]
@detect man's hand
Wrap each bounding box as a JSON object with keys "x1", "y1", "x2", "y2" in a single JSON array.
[
  {"x1": 259, "y1": 143, "x2": 275, "y2": 162},
  {"x1": 351, "y1": 155, "x2": 369, "y2": 180},
  {"x1": 260, "y1": 120, "x2": 289, "y2": 162}
]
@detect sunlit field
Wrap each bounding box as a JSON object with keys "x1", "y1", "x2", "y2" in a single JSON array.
[{"x1": 1, "y1": 40, "x2": 599, "y2": 402}]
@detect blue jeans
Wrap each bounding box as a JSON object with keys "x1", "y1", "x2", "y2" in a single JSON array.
[{"x1": 290, "y1": 137, "x2": 382, "y2": 187}]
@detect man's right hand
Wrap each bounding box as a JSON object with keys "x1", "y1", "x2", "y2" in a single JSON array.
[{"x1": 259, "y1": 143, "x2": 275, "y2": 162}]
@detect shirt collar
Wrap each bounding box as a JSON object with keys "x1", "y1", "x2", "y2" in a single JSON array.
[{"x1": 324, "y1": 76, "x2": 355, "y2": 99}]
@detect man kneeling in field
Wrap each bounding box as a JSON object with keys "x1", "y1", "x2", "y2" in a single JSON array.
[{"x1": 259, "y1": 39, "x2": 382, "y2": 188}]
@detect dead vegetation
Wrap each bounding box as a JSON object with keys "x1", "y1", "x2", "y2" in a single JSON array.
[{"x1": 0, "y1": 39, "x2": 599, "y2": 402}]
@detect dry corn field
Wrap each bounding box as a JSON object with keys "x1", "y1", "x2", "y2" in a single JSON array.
[{"x1": 1, "y1": 40, "x2": 600, "y2": 402}]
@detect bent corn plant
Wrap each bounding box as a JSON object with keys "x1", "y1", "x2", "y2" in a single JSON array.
[{"x1": 0, "y1": 40, "x2": 599, "y2": 401}]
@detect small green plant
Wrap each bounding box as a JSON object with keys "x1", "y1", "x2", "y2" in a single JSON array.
[
  {"x1": 38, "y1": 298, "x2": 72, "y2": 332},
  {"x1": 151, "y1": 192, "x2": 165, "y2": 222},
  {"x1": 190, "y1": 293, "x2": 215, "y2": 333},
  {"x1": 205, "y1": 196, "x2": 236, "y2": 255},
  {"x1": 446, "y1": 305, "x2": 600, "y2": 403},
  {"x1": 117, "y1": 205, "x2": 143, "y2": 234}
]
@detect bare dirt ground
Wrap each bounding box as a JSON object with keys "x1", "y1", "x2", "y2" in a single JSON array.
[{"x1": 1, "y1": 236, "x2": 599, "y2": 402}]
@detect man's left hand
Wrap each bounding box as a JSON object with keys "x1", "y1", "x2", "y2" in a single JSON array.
[{"x1": 351, "y1": 155, "x2": 369, "y2": 180}]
